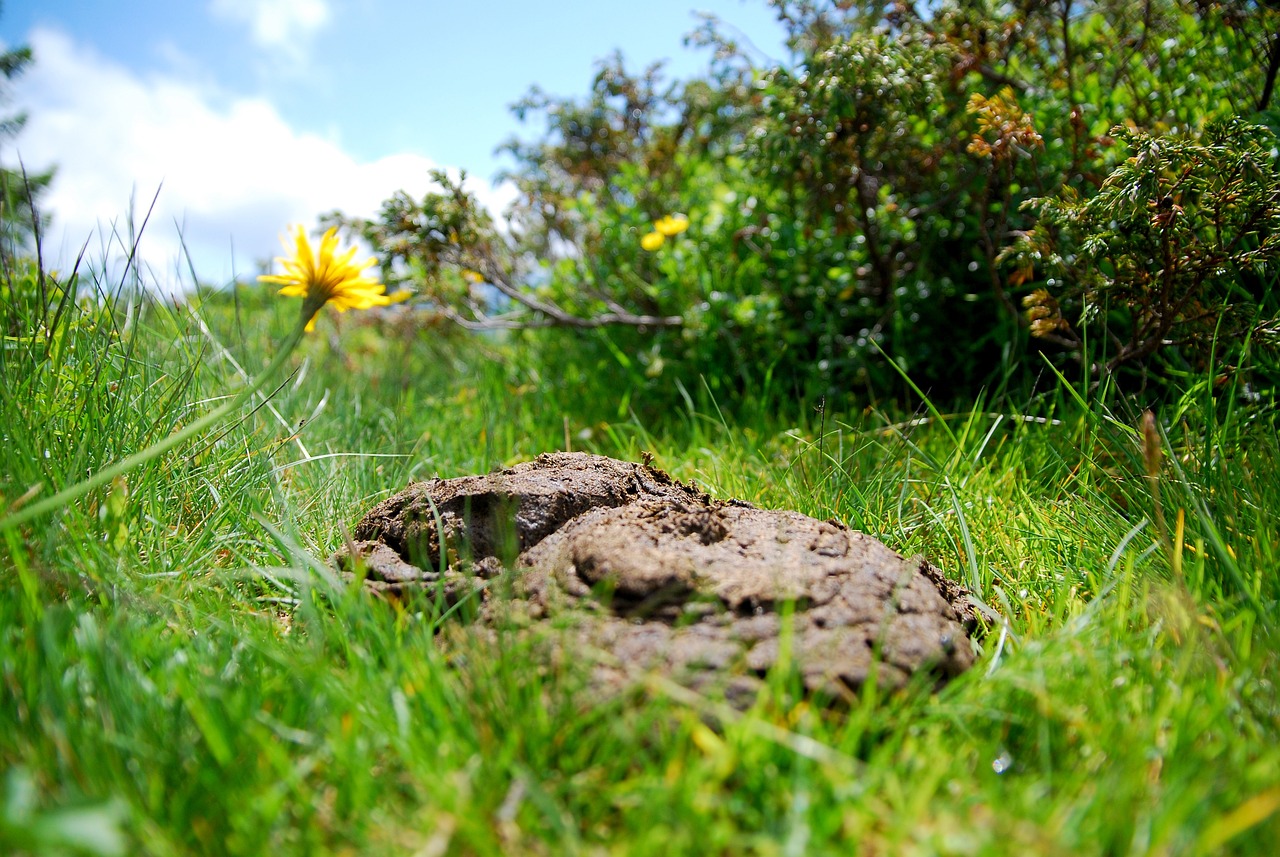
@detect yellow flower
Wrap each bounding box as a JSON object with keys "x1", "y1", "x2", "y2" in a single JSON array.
[
  {"x1": 641, "y1": 213, "x2": 690, "y2": 251},
  {"x1": 654, "y1": 214, "x2": 689, "y2": 236},
  {"x1": 258, "y1": 225, "x2": 391, "y2": 331}
]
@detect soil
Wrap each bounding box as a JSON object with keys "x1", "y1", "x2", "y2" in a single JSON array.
[{"x1": 336, "y1": 452, "x2": 978, "y2": 703}]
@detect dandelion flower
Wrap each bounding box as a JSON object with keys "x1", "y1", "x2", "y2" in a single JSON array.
[
  {"x1": 654, "y1": 214, "x2": 689, "y2": 236},
  {"x1": 259, "y1": 225, "x2": 391, "y2": 331},
  {"x1": 641, "y1": 214, "x2": 690, "y2": 251}
]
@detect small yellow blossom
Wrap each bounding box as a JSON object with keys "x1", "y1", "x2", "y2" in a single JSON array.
[
  {"x1": 641, "y1": 213, "x2": 691, "y2": 251},
  {"x1": 641, "y1": 231, "x2": 666, "y2": 251},
  {"x1": 258, "y1": 225, "x2": 391, "y2": 331},
  {"x1": 654, "y1": 214, "x2": 690, "y2": 236}
]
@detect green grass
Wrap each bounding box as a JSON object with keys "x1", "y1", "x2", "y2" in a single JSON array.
[{"x1": 2, "y1": 257, "x2": 1278, "y2": 855}]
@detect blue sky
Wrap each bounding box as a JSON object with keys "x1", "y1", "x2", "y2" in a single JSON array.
[{"x1": 0, "y1": 0, "x2": 785, "y2": 287}]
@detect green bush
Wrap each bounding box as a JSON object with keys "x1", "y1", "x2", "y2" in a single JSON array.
[
  {"x1": 340, "y1": 0, "x2": 1280, "y2": 410},
  {"x1": 1007, "y1": 119, "x2": 1280, "y2": 403}
]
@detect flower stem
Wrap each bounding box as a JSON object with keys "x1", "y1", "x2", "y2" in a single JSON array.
[{"x1": 1, "y1": 316, "x2": 309, "y2": 532}]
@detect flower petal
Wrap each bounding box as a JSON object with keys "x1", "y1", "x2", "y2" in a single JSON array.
[
  {"x1": 641, "y1": 231, "x2": 665, "y2": 251},
  {"x1": 654, "y1": 214, "x2": 689, "y2": 236}
]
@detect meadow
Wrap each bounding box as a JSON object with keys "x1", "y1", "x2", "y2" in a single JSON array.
[{"x1": 1, "y1": 243, "x2": 1277, "y2": 855}]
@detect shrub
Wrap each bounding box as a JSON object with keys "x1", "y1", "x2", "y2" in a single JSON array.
[
  {"x1": 339, "y1": 0, "x2": 1280, "y2": 409},
  {"x1": 1006, "y1": 119, "x2": 1280, "y2": 398}
]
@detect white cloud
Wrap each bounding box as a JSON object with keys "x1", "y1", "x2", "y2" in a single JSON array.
[
  {"x1": 209, "y1": 0, "x2": 331, "y2": 52},
  {"x1": 2, "y1": 27, "x2": 515, "y2": 292}
]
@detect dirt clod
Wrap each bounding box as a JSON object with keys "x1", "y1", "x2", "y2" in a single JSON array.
[{"x1": 336, "y1": 452, "x2": 977, "y2": 703}]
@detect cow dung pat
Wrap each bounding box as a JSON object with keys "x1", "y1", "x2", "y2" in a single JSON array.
[{"x1": 336, "y1": 452, "x2": 978, "y2": 703}]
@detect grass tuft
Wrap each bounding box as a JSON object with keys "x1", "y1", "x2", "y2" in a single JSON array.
[{"x1": 2, "y1": 247, "x2": 1277, "y2": 854}]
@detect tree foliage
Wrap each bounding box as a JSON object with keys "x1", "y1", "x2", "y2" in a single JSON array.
[
  {"x1": 340, "y1": 0, "x2": 1280, "y2": 406},
  {"x1": 0, "y1": 21, "x2": 53, "y2": 261},
  {"x1": 1008, "y1": 119, "x2": 1280, "y2": 381}
]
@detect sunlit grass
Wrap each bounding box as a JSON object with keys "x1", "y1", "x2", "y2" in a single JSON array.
[{"x1": 1, "y1": 253, "x2": 1277, "y2": 855}]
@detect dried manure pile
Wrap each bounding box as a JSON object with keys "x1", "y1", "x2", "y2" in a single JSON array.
[{"x1": 335, "y1": 452, "x2": 980, "y2": 704}]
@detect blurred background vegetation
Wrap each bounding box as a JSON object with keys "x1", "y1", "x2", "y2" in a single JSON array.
[
  {"x1": 319, "y1": 0, "x2": 1280, "y2": 418},
  {"x1": 0, "y1": 31, "x2": 52, "y2": 256}
]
